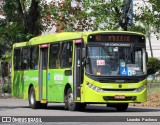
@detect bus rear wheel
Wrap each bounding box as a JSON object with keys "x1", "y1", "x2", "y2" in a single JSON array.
[
  {"x1": 29, "y1": 86, "x2": 40, "y2": 109},
  {"x1": 66, "y1": 88, "x2": 86, "y2": 111}
]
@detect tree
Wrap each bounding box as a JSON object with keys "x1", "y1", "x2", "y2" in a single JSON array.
[
  {"x1": 147, "y1": 0, "x2": 160, "y2": 35},
  {"x1": 134, "y1": 0, "x2": 160, "y2": 57},
  {"x1": 0, "y1": 0, "x2": 50, "y2": 55},
  {"x1": 49, "y1": 0, "x2": 145, "y2": 32},
  {"x1": 49, "y1": 0, "x2": 93, "y2": 32},
  {"x1": 147, "y1": 57, "x2": 160, "y2": 75},
  {"x1": 0, "y1": 0, "x2": 50, "y2": 78},
  {"x1": 85, "y1": 0, "x2": 136, "y2": 31}
]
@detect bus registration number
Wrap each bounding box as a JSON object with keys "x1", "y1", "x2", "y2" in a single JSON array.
[{"x1": 115, "y1": 95, "x2": 125, "y2": 99}]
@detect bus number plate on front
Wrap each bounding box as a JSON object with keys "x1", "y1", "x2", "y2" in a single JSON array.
[{"x1": 115, "y1": 95, "x2": 125, "y2": 99}]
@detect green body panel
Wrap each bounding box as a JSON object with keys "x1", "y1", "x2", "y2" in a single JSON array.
[
  {"x1": 47, "y1": 69, "x2": 73, "y2": 102},
  {"x1": 12, "y1": 70, "x2": 39, "y2": 99},
  {"x1": 12, "y1": 71, "x2": 24, "y2": 98}
]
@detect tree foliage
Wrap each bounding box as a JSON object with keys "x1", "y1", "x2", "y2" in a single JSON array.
[
  {"x1": 87, "y1": 0, "x2": 130, "y2": 31},
  {"x1": 48, "y1": 0, "x2": 160, "y2": 36},
  {"x1": 133, "y1": 0, "x2": 160, "y2": 39},
  {"x1": 0, "y1": 0, "x2": 49, "y2": 57},
  {"x1": 49, "y1": 0, "x2": 148, "y2": 33},
  {"x1": 147, "y1": 0, "x2": 160, "y2": 34},
  {"x1": 147, "y1": 57, "x2": 160, "y2": 75},
  {"x1": 49, "y1": 0, "x2": 93, "y2": 32},
  {"x1": 0, "y1": 0, "x2": 51, "y2": 78}
]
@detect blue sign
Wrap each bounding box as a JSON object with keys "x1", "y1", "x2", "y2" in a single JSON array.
[
  {"x1": 48, "y1": 73, "x2": 50, "y2": 80},
  {"x1": 120, "y1": 67, "x2": 128, "y2": 76}
]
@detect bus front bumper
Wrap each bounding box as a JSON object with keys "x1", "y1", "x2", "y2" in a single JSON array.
[{"x1": 82, "y1": 86, "x2": 147, "y2": 103}]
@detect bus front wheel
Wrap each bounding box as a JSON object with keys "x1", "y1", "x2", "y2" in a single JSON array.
[
  {"x1": 66, "y1": 88, "x2": 85, "y2": 111},
  {"x1": 29, "y1": 86, "x2": 40, "y2": 109}
]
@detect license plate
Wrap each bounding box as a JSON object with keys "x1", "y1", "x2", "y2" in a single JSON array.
[{"x1": 115, "y1": 95, "x2": 125, "y2": 99}]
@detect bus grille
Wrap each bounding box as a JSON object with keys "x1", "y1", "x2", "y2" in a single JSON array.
[
  {"x1": 103, "y1": 96, "x2": 136, "y2": 101},
  {"x1": 102, "y1": 89, "x2": 136, "y2": 92}
]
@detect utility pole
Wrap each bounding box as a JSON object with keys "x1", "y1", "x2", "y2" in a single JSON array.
[
  {"x1": 123, "y1": 0, "x2": 133, "y2": 31},
  {"x1": 148, "y1": 31, "x2": 153, "y2": 57}
]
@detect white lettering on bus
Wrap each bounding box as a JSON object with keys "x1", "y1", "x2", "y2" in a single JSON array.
[{"x1": 54, "y1": 74, "x2": 64, "y2": 81}]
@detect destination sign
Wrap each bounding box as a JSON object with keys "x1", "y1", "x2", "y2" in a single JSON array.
[
  {"x1": 96, "y1": 35, "x2": 130, "y2": 42},
  {"x1": 88, "y1": 34, "x2": 145, "y2": 43}
]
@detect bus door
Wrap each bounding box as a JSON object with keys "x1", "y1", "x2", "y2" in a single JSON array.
[
  {"x1": 73, "y1": 39, "x2": 84, "y2": 101},
  {"x1": 39, "y1": 44, "x2": 48, "y2": 101}
]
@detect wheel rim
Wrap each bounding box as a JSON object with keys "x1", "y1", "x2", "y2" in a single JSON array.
[
  {"x1": 68, "y1": 93, "x2": 73, "y2": 106},
  {"x1": 30, "y1": 92, "x2": 34, "y2": 105}
]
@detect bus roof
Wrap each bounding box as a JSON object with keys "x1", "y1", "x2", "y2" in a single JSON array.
[
  {"x1": 13, "y1": 31, "x2": 145, "y2": 48},
  {"x1": 13, "y1": 32, "x2": 83, "y2": 48},
  {"x1": 82, "y1": 30, "x2": 145, "y2": 36}
]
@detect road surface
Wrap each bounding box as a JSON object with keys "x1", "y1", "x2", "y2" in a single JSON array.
[{"x1": 0, "y1": 99, "x2": 160, "y2": 124}]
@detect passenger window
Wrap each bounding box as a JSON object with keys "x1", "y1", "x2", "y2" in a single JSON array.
[
  {"x1": 30, "y1": 46, "x2": 39, "y2": 70},
  {"x1": 14, "y1": 48, "x2": 21, "y2": 70},
  {"x1": 21, "y1": 47, "x2": 30, "y2": 70},
  {"x1": 42, "y1": 48, "x2": 48, "y2": 70},
  {"x1": 60, "y1": 41, "x2": 73, "y2": 68},
  {"x1": 49, "y1": 43, "x2": 60, "y2": 69}
]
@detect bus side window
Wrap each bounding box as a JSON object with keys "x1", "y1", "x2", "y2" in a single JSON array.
[
  {"x1": 60, "y1": 41, "x2": 73, "y2": 68},
  {"x1": 21, "y1": 47, "x2": 30, "y2": 70},
  {"x1": 30, "y1": 46, "x2": 39, "y2": 70},
  {"x1": 49, "y1": 43, "x2": 60, "y2": 69},
  {"x1": 14, "y1": 48, "x2": 21, "y2": 70}
]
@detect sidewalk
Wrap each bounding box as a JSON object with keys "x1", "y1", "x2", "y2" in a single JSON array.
[{"x1": 0, "y1": 93, "x2": 11, "y2": 99}]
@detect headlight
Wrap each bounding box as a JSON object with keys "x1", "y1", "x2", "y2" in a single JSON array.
[
  {"x1": 86, "y1": 82, "x2": 103, "y2": 92},
  {"x1": 134, "y1": 84, "x2": 146, "y2": 92}
]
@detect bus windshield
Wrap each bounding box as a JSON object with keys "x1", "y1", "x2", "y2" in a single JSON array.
[{"x1": 86, "y1": 45, "x2": 146, "y2": 76}]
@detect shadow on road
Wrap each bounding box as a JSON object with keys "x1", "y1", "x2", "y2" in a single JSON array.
[
  {"x1": 0, "y1": 104, "x2": 160, "y2": 113},
  {"x1": 45, "y1": 104, "x2": 160, "y2": 113},
  {"x1": 46, "y1": 105, "x2": 66, "y2": 111},
  {"x1": 0, "y1": 106, "x2": 29, "y2": 110}
]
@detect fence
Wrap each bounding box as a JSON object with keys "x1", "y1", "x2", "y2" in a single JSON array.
[{"x1": 147, "y1": 80, "x2": 160, "y2": 104}]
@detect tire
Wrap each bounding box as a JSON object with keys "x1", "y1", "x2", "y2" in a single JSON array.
[
  {"x1": 115, "y1": 103, "x2": 128, "y2": 112},
  {"x1": 64, "y1": 94, "x2": 68, "y2": 110},
  {"x1": 66, "y1": 88, "x2": 82, "y2": 111},
  {"x1": 28, "y1": 86, "x2": 40, "y2": 109}
]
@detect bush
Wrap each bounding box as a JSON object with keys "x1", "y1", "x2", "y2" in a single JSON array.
[
  {"x1": 147, "y1": 57, "x2": 160, "y2": 75},
  {"x1": 2, "y1": 83, "x2": 11, "y2": 93}
]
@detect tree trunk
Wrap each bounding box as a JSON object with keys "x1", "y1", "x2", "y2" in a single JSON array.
[{"x1": 148, "y1": 32, "x2": 153, "y2": 57}]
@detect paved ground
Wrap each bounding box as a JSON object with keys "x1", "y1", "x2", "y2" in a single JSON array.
[{"x1": 0, "y1": 99, "x2": 160, "y2": 124}]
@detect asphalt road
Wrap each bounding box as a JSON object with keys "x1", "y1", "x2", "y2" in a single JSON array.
[{"x1": 0, "y1": 99, "x2": 160, "y2": 125}]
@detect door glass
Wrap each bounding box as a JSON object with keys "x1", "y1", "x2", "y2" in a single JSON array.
[{"x1": 42, "y1": 48, "x2": 48, "y2": 70}]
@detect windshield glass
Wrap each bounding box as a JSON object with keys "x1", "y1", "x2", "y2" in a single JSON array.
[{"x1": 86, "y1": 45, "x2": 145, "y2": 76}]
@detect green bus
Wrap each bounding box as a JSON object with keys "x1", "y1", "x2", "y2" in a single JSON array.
[{"x1": 12, "y1": 31, "x2": 147, "y2": 111}]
